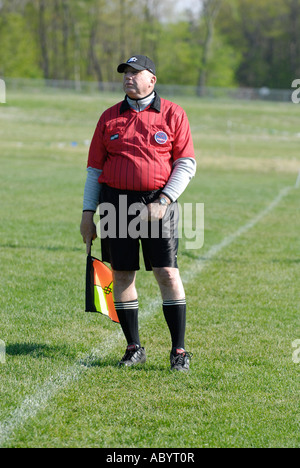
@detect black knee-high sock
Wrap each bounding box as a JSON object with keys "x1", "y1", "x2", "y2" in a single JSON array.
[
  {"x1": 114, "y1": 300, "x2": 141, "y2": 347},
  {"x1": 163, "y1": 299, "x2": 186, "y2": 351}
]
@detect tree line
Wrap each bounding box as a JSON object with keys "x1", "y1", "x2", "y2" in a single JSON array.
[{"x1": 0, "y1": 0, "x2": 299, "y2": 89}]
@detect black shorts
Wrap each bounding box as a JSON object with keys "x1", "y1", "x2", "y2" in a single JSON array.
[{"x1": 99, "y1": 184, "x2": 179, "y2": 271}]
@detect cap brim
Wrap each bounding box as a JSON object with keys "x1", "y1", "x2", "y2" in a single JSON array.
[{"x1": 117, "y1": 63, "x2": 146, "y2": 73}]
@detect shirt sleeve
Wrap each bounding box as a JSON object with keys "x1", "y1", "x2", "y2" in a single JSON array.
[
  {"x1": 172, "y1": 110, "x2": 195, "y2": 162},
  {"x1": 87, "y1": 117, "x2": 107, "y2": 170}
]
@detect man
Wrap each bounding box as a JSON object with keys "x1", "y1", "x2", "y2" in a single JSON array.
[{"x1": 80, "y1": 55, "x2": 196, "y2": 371}]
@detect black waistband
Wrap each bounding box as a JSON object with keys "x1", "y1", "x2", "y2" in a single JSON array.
[{"x1": 102, "y1": 184, "x2": 162, "y2": 205}]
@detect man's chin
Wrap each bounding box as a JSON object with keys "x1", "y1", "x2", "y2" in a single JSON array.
[{"x1": 125, "y1": 87, "x2": 138, "y2": 98}]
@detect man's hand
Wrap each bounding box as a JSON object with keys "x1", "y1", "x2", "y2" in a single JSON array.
[
  {"x1": 140, "y1": 195, "x2": 171, "y2": 222},
  {"x1": 80, "y1": 211, "x2": 97, "y2": 254}
]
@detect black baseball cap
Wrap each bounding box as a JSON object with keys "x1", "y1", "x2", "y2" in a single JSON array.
[{"x1": 117, "y1": 55, "x2": 156, "y2": 75}]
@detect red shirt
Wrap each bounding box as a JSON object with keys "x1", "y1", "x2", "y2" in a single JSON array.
[{"x1": 87, "y1": 93, "x2": 195, "y2": 192}]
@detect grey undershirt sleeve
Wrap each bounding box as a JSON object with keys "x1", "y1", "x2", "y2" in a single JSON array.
[
  {"x1": 162, "y1": 158, "x2": 197, "y2": 202},
  {"x1": 83, "y1": 167, "x2": 102, "y2": 212}
]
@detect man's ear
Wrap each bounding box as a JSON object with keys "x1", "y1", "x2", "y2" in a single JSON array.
[{"x1": 151, "y1": 75, "x2": 157, "y2": 86}]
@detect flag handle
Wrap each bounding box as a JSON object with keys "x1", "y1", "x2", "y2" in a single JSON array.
[{"x1": 87, "y1": 239, "x2": 93, "y2": 257}]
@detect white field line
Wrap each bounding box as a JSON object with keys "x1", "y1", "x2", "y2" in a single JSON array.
[
  {"x1": 0, "y1": 184, "x2": 294, "y2": 447},
  {"x1": 183, "y1": 185, "x2": 293, "y2": 283},
  {"x1": 0, "y1": 333, "x2": 124, "y2": 448},
  {"x1": 296, "y1": 170, "x2": 300, "y2": 189}
]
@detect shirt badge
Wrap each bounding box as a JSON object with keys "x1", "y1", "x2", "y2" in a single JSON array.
[{"x1": 155, "y1": 131, "x2": 168, "y2": 145}]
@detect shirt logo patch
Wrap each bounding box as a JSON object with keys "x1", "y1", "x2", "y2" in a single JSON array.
[
  {"x1": 155, "y1": 131, "x2": 168, "y2": 145},
  {"x1": 110, "y1": 134, "x2": 119, "y2": 141}
]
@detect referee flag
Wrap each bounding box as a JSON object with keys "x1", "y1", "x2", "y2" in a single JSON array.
[{"x1": 85, "y1": 254, "x2": 120, "y2": 323}]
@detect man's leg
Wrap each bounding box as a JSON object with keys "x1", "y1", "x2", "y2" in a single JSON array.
[
  {"x1": 152, "y1": 267, "x2": 192, "y2": 371},
  {"x1": 152, "y1": 267, "x2": 186, "y2": 350},
  {"x1": 113, "y1": 270, "x2": 146, "y2": 367},
  {"x1": 113, "y1": 270, "x2": 137, "y2": 303},
  {"x1": 113, "y1": 270, "x2": 140, "y2": 346}
]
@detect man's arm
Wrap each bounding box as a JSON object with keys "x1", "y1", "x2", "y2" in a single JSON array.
[
  {"x1": 161, "y1": 158, "x2": 196, "y2": 202},
  {"x1": 80, "y1": 167, "x2": 102, "y2": 253},
  {"x1": 147, "y1": 105, "x2": 197, "y2": 220},
  {"x1": 146, "y1": 158, "x2": 196, "y2": 221},
  {"x1": 83, "y1": 167, "x2": 102, "y2": 212},
  {"x1": 80, "y1": 211, "x2": 97, "y2": 254}
]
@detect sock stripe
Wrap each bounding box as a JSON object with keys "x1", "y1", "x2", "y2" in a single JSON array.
[
  {"x1": 114, "y1": 300, "x2": 139, "y2": 311},
  {"x1": 163, "y1": 299, "x2": 186, "y2": 307}
]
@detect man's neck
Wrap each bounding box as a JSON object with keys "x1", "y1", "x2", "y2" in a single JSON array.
[{"x1": 126, "y1": 91, "x2": 156, "y2": 112}]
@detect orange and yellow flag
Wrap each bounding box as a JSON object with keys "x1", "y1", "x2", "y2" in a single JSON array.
[{"x1": 86, "y1": 255, "x2": 119, "y2": 324}]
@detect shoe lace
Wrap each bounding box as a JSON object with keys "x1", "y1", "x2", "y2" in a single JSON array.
[
  {"x1": 173, "y1": 351, "x2": 193, "y2": 365},
  {"x1": 122, "y1": 346, "x2": 139, "y2": 361}
]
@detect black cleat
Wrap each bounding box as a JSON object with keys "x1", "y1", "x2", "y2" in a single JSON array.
[
  {"x1": 118, "y1": 344, "x2": 146, "y2": 367},
  {"x1": 170, "y1": 348, "x2": 193, "y2": 372}
]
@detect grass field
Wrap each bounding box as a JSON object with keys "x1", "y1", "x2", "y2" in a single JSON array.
[{"x1": 0, "y1": 87, "x2": 299, "y2": 448}]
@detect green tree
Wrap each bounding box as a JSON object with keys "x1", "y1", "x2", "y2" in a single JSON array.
[
  {"x1": 217, "y1": 0, "x2": 299, "y2": 88},
  {"x1": 197, "y1": 0, "x2": 223, "y2": 91},
  {"x1": 156, "y1": 21, "x2": 200, "y2": 85},
  {"x1": 0, "y1": 12, "x2": 42, "y2": 78},
  {"x1": 205, "y1": 32, "x2": 241, "y2": 87}
]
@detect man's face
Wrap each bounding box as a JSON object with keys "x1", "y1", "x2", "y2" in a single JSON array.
[{"x1": 123, "y1": 66, "x2": 157, "y2": 99}]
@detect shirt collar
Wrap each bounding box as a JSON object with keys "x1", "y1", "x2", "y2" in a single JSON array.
[{"x1": 120, "y1": 92, "x2": 161, "y2": 114}]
